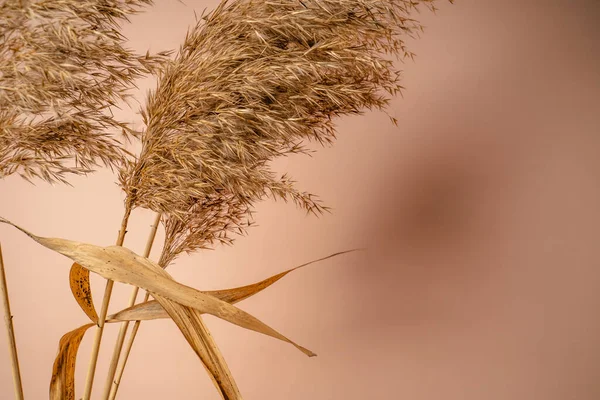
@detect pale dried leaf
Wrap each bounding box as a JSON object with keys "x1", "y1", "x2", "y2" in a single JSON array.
[
  {"x1": 0, "y1": 217, "x2": 315, "y2": 357},
  {"x1": 109, "y1": 299, "x2": 167, "y2": 321},
  {"x1": 109, "y1": 249, "x2": 359, "y2": 321},
  {"x1": 157, "y1": 297, "x2": 242, "y2": 400},
  {"x1": 51, "y1": 250, "x2": 356, "y2": 399}
]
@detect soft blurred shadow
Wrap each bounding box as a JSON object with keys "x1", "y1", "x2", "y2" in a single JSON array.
[
  {"x1": 1, "y1": 1, "x2": 599, "y2": 399},
  {"x1": 344, "y1": 1, "x2": 600, "y2": 399}
]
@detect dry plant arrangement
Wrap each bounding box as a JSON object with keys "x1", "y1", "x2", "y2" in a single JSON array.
[{"x1": 0, "y1": 0, "x2": 454, "y2": 399}]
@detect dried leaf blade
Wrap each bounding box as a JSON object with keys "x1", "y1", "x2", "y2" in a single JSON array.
[
  {"x1": 0, "y1": 217, "x2": 315, "y2": 357},
  {"x1": 156, "y1": 296, "x2": 242, "y2": 400},
  {"x1": 69, "y1": 263, "x2": 99, "y2": 324},
  {"x1": 109, "y1": 249, "x2": 359, "y2": 322},
  {"x1": 49, "y1": 323, "x2": 94, "y2": 400}
]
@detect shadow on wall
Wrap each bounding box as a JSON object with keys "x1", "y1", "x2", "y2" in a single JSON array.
[{"x1": 339, "y1": 1, "x2": 600, "y2": 398}]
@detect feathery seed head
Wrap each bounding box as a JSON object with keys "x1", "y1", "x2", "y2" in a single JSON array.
[
  {"x1": 119, "y1": 0, "x2": 451, "y2": 262},
  {"x1": 0, "y1": 0, "x2": 170, "y2": 184}
]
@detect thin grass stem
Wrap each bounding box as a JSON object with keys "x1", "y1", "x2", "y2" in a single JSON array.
[
  {"x1": 0, "y1": 244, "x2": 24, "y2": 400},
  {"x1": 82, "y1": 204, "x2": 132, "y2": 400},
  {"x1": 102, "y1": 212, "x2": 161, "y2": 400},
  {"x1": 107, "y1": 290, "x2": 150, "y2": 400},
  {"x1": 108, "y1": 292, "x2": 150, "y2": 400}
]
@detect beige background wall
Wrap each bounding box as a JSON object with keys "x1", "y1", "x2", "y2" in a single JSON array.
[{"x1": 1, "y1": 0, "x2": 600, "y2": 398}]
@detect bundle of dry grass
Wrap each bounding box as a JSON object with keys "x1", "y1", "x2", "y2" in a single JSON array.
[
  {"x1": 0, "y1": 1, "x2": 455, "y2": 398},
  {"x1": 120, "y1": 0, "x2": 451, "y2": 258},
  {"x1": 0, "y1": 0, "x2": 169, "y2": 184},
  {"x1": 101, "y1": 2, "x2": 453, "y2": 396}
]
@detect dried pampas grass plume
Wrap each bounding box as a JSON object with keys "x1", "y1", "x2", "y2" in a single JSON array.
[
  {"x1": 0, "y1": 0, "x2": 170, "y2": 184},
  {"x1": 120, "y1": 0, "x2": 451, "y2": 260},
  {"x1": 158, "y1": 193, "x2": 254, "y2": 267}
]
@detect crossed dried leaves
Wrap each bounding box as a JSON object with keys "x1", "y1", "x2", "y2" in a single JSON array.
[{"x1": 0, "y1": 217, "x2": 344, "y2": 399}]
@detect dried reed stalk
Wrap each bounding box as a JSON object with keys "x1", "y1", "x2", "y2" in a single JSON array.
[
  {"x1": 82, "y1": 203, "x2": 132, "y2": 400},
  {"x1": 107, "y1": 290, "x2": 150, "y2": 399},
  {"x1": 0, "y1": 244, "x2": 24, "y2": 400},
  {"x1": 101, "y1": 212, "x2": 161, "y2": 399}
]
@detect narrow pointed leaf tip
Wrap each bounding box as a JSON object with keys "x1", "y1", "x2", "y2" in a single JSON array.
[{"x1": 109, "y1": 248, "x2": 361, "y2": 321}]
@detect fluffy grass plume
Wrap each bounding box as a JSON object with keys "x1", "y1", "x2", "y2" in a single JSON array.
[
  {"x1": 121, "y1": 0, "x2": 451, "y2": 262},
  {"x1": 0, "y1": 0, "x2": 170, "y2": 184}
]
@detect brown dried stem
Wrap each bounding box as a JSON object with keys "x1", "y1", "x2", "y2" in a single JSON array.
[
  {"x1": 101, "y1": 212, "x2": 161, "y2": 400},
  {"x1": 107, "y1": 289, "x2": 148, "y2": 400},
  {"x1": 82, "y1": 202, "x2": 132, "y2": 400},
  {"x1": 0, "y1": 244, "x2": 24, "y2": 400}
]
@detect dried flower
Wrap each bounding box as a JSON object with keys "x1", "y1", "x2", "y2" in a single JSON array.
[
  {"x1": 158, "y1": 193, "x2": 253, "y2": 266},
  {"x1": 0, "y1": 0, "x2": 170, "y2": 184},
  {"x1": 120, "y1": 0, "x2": 450, "y2": 262}
]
